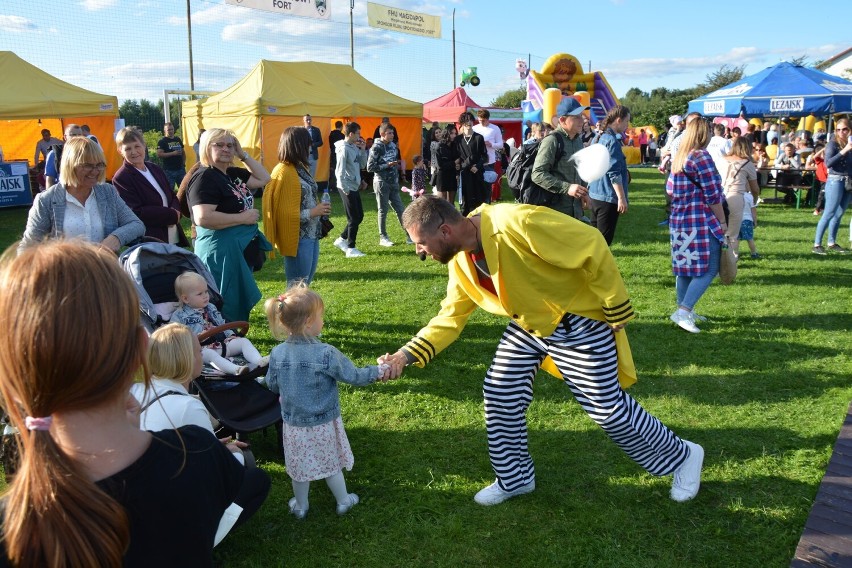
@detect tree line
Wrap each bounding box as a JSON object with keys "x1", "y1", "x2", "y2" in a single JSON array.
[{"x1": 489, "y1": 58, "x2": 823, "y2": 133}]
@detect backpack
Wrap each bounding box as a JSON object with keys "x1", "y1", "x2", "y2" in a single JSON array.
[
  {"x1": 50, "y1": 143, "x2": 64, "y2": 175},
  {"x1": 506, "y1": 133, "x2": 565, "y2": 206}
]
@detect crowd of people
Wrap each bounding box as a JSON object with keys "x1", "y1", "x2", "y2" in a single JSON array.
[{"x1": 2, "y1": 104, "x2": 850, "y2": 564}]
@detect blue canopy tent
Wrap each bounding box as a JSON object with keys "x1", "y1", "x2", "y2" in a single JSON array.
[{"x1": 688, "y1": 62, "x2": 852, "y2": 118}]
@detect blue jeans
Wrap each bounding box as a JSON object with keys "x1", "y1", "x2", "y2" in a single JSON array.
[
  {"x1": 676, "y1": 238, "x2": 721, "y2": 310},
  {"x1": 374, "y1": 178, "x2": 407, "y2": 239},
  {"x1": 284, "y1": 237, "x2": 319, "y2": 286},
  {"x1": 814, "y1": 177, "x2": 851, "y2": 246},
  {"x1": 163, "y1": 167, "x2": 186, "y2": 191}
]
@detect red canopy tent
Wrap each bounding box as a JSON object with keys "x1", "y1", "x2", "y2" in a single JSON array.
[{"x1": 423, "y1": 87, "x2": 523, "y2": 146}]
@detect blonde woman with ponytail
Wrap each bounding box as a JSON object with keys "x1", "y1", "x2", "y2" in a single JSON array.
[{"x1": 0, "y1": 241, "x2": 251, "y2": 567}]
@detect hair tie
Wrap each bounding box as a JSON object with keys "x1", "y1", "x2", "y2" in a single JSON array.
[{"x1": 25, "y1": 416, "x2": 53, "y2": 431}]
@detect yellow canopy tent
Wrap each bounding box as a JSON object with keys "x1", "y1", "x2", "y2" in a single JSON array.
[
  {"x1": 0, "y1": 51, "x2": 120, "y2": 177},
  {"x1": 181, "y1": 60, "x2": 423, "y2": 183}
]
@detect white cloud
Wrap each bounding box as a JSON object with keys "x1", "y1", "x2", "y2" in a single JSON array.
[
  {"x1": 218, "y1": 16, "x2": 403, "y2": 61},
  {"x1": 603, "y1": 44, "x2": 849, "y2": 83},
  {"x1": 79, "y1": 0, "x2": 117, "y2": 11},
  {"x1": 0, "y1": 15, "x2": 36, "y2": 32},
  {"x1": 79, "y1": 61, "x2": 249, "y2": 102}
]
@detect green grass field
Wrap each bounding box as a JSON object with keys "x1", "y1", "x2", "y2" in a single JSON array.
[{"x1": 1, "y1": 168, "x2": 850, "y2": 567}]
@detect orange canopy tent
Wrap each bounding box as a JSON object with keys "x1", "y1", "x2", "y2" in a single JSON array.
[
  {"x1": 181, "y1": 60, "x2": 423, "y2": 183},
  {"x1": 0, "y1": 51, "x2": 120, "y2": 177}
]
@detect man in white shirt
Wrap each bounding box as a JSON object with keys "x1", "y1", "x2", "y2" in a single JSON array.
[
  {"x1": 706, "y1": 123, "x2": 732, "y2": 175},
  {"x1": 473, "y1": 109, "x2": 503, "y2": 169},
  {"x1": 472, "y1": 109, "x2": 503, "y2": 203},
  {"x1": 33, "y1": 129, "x2": 63, "y2": 166}
]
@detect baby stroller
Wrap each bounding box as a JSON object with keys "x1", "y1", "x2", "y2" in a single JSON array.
[{"x1": 119, "y1": 242, "x2": 282, "y2": 445}]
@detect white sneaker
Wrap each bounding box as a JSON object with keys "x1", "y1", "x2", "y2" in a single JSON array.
[
  {"x1": 345, "y1": 247, "x2": 366, "y2": 258},
  {"x1": 692, "y1": 313, "x2": 708, "y2": 323},
  {"x1": 333, "y1": 237, "x2": 347, "y2": 251},
  {"x1": 669, "y1": 310, "x2": 700, "y2": 333},
  {"x1": 671, "y1": 441, "x2": 704, "y2": 502},
  {"x1": 473, "y1": 479, "x2": 535, "y2": 506},
  {"x1": 379, "y1": 237, "x2": 395, "y2": 247},
  {"x1": 336, "y1": 493, "x2": 359, "y2": 515}
]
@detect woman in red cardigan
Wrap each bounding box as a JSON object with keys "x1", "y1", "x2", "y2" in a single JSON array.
[{"x1": 113, "y1": 127, "x2": 188, "y2": 245}]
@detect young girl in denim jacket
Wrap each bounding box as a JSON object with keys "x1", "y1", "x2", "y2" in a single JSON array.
[{"x1": 264, "y1": 283, "x2": 389, "y2": 519}]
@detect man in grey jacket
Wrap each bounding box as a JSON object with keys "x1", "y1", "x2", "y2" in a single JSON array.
[
  {"x1": 333, "y1": 122, "x2": 368, "y2": 258},
  {"x1": 367, "y1": 123, "x2": 411, "y2": 247}
]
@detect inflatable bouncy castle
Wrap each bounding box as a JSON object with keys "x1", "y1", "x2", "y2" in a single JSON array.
[{"x1": 522, "y1": 53, "x2": 620, "y2": 125}]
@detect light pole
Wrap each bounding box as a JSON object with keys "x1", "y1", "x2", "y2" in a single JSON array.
[{"x1": 187, "y1": 0, "x2": 195, "y2": 91}]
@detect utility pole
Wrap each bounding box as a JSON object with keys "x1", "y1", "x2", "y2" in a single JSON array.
[
  {"x1": 350, "y1": 0, "x2": 355, "y2": 68},
  {"x1": 187, "y1": 0, "x2": 195, "y2": 91},
  {"x1": 452, "y1": 9, "x2": 456, "y2": 90}
]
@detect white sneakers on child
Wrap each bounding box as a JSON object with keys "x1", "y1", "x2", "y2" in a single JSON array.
[
  {"x1": 379, "y1": 237, "x2": 395, "y2": 247},
  {"x1": 671, "y1": 440, "x2": 704, "y2": 502},
  {"x1": 333, "y1": 237, "x2": 347, "y2": 251},
  {"x1": 345, "y1": 247, "x2": 365, "y2": 258},
  {"x1": 473, "y1": 479, "x2": 535, "y2": 506}
]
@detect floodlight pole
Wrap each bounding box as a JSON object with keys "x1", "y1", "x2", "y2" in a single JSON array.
[
  {"x1": 350, "y1": 0, "x2": 355, "y2": 68},
  {"x1": 452, "y1": 9, "x2": 456, "y2": 90},
  {"x1": 187, "y1": 0, "x2": 195, "y2": 91}
]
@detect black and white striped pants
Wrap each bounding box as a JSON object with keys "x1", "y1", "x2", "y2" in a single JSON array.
[{"x1": 484, "y1": 314, "x2": 688, "y2": 492}]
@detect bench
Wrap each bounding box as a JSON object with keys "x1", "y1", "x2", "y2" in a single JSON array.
[{"x1": 791, "y1": 401, "x2": 852, "y2": 567}]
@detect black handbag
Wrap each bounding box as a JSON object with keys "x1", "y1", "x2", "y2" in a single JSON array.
[
  {"x1": 319, "y1": 217, "x2": 334, "y2": 239},
  {"x1": 243, "y1": 236, "x2": 266, "y2": 272}
]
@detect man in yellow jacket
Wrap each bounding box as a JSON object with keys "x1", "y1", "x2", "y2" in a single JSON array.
[{"x1": 382, "y1": 196, "x2": 704, "y2": 506}]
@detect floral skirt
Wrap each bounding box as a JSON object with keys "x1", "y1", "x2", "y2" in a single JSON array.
[{"x1": 282, "y1": 416, "x2": 354, "y2": 482}]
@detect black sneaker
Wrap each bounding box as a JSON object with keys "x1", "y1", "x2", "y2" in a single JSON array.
[
  {"x1": 827, "y1": 244, "x2": 850, "y2": 254},
  {"x1": 812, "y1": 245, "x2": 827, "y2": 255}
]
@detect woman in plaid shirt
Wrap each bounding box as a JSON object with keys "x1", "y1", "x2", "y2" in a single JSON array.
[{"x1": 666, "y1": 119, "x2": 727, "y2": 334}]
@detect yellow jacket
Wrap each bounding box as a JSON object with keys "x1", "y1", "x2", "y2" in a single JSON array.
[
  {"x1": 402, "y1": 203, "x2": 638, "y2": 387},
  {"x1": 262, "y1": 162, "x2": 301, "y2": 258}
]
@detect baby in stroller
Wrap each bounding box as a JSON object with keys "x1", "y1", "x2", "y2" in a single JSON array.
[{"x1": 172, "y1": 271, "x2": 269, "y2": 376}]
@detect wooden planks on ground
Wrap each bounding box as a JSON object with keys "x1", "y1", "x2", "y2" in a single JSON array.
[{"x1": 791, "y1": 401, "x2": 852, "y2": 567}]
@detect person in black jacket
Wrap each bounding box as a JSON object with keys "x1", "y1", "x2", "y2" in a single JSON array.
[{"x1": 454, "y1": 112, "x2": 487, "y2": 215}]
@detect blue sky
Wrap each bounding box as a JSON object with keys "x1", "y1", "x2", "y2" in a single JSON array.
[{"x1": 1, "y1": 0, "x2": 848, "y2": 107}]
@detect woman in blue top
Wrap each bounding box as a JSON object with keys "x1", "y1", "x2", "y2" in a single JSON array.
[
  {"x1": 588, "y1": 105, "x2": 631, "y2": 245},
  {"x1": 812, "y1": 118, "x2": 852, "y2": 255},
  {"x1": 264, "y1": 283, "x2": 389, "y2": 520}
]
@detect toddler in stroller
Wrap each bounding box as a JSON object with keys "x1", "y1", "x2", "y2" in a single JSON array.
[{"x1": 172, "y1": 271, "x2": 269, "y2": 376}]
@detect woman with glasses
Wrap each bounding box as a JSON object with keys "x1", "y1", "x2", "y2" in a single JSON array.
[
  {"x1": 812, "y1": 118, "x2": 852, "y2": 255},
  {"x1": 20, "y1": 137, "x2": 144, "y2": 252},
  {"x1": 112, "y1": 127, "x2": 188, "y2": 245},
  {"x1": 186, "y1": 128, "x2": 271, "y2": 322}
]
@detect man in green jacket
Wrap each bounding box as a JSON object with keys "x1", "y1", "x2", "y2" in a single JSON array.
[
  {"x1": 531, "y1": 97, "x2": 590, "y2": 219},
  {"x1": 382, "y1": 196, "x2": 704, "y2": 506}
]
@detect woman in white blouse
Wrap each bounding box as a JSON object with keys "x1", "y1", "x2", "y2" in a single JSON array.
[{"x1": 20, "y1": 137, "x2": 144, "y2": 252}]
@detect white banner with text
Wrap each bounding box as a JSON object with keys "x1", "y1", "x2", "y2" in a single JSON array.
[
  {"x1": 225, "y1": 0, "x2": 330, "y2": 20},
  {"x1": 367, "y1": 2, "x2": 441, "y2": 38}
]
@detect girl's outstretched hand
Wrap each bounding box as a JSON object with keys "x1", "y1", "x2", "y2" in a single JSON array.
[{"x1": 377, "y1": 351, "x2": 407, "y2": 380}]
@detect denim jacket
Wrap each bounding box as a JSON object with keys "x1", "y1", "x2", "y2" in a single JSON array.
[
  {"x1": 265, "y1": 336, "x2": 380, "y2": 427},
  {"x1": 588, "y1": 129, "x2": 629, "y2": 205}
]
